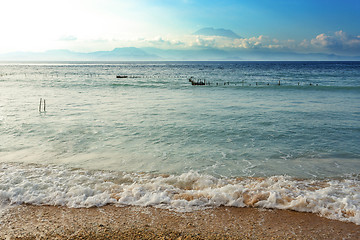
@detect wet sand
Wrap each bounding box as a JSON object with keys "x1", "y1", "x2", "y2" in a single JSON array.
[{"x1": 0, "y1": 205, "x2": 359, "y2": 239}]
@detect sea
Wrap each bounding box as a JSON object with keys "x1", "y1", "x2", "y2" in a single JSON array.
[{"x1": 0, "y1": 61, "x2": 359, "y2": 224}]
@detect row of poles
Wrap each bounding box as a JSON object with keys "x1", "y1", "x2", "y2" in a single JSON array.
[
  {"x1": 0, "y1": 73, "x2": 191, "y2": 79},
  {"x1": 188, "y1": 77, "x2": 319, "y2": 87}
]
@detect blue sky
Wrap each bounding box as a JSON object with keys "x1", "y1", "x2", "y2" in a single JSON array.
[{"x1": 1, "y1": 0, "x2": 360, "y2": 56}]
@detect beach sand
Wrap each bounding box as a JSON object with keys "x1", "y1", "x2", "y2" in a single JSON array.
[{"x1": 0, "y1": 205, "x2": 359, "y2": 239}]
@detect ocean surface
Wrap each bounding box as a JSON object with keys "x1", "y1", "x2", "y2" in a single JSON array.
[{"x1": 1, "y1": 61, "x2": 359, "y2": 224}]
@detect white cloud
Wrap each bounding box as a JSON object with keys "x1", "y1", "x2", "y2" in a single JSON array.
[
  {"x1": 311, "y1": 33, "x2": 337, "y2": 48},
  {"x1": 192, "y1": 36, "x2": 217, "y2": 48},
  {"x1": 148, "y1": 37, "x2": 185, "y2": 47},
  {"x1": 309, "y1": 30, "x2": 360, "y2": 54},
  {"x1": 233, "y1": 36, "x2": 269, "y2": 49}
]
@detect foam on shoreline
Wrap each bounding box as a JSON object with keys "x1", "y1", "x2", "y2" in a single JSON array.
[{"x1": 1, "y1": 162, "x2": 359, "y2": 225}]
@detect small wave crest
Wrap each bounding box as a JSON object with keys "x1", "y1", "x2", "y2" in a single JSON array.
[{"x1": 0, "y1": 162, "x2": 359, "y2": 225}]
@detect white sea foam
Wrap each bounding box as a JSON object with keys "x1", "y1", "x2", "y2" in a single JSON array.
[{"x1": 0, "y1": 162, "x2": 359, "y2": 225}]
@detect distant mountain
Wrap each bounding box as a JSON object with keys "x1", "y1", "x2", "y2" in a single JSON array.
[
  {"x1": 142, "y1": 47, "x2": 240, "y2": 61},
  {"x1": 0, "y1": 47, "x2": 359, "y2": 61},
  {"x1": 193, "y1": 28, "x2": 241, "y2": 39},
  {"x1": 0, "y1": 47, "x2": 159, "y2": 61},
  {"x1": 88, "y1": 47, "x2": 158, "y2": 60}
]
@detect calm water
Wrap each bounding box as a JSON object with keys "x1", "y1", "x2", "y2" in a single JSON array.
[{"x1": 1, "y1": 61, "x2": 360, "y2": 223}]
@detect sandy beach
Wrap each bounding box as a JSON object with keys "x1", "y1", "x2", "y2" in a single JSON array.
[{"x1": 0, "y1": 205, "x2": 359, "y2": 239}]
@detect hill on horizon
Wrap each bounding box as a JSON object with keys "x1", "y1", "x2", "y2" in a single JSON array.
[
  {"x1": 0, "y1": 47, "x2": 360, "y2": 61},
  {"x1": 193, "y1": 27, "x2": 241, "y2": 39}
]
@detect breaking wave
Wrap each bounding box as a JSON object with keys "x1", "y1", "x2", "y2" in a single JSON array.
[{"x1": 1, "y1": 162, "x2": 359, "y2": 225}]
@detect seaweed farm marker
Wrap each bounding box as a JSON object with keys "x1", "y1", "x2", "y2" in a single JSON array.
[{"x1": 39, "y1": 98, "x2": 46, "y2": 113}]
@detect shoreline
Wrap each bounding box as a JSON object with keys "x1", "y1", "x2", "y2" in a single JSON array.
[{"x1": 1, "y1": 204, "x2": 359, "y2": 239}]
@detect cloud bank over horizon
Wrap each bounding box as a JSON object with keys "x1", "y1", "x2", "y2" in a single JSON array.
[{"x1": 49, "y1": 29, "x2": 360, "y2": 57}]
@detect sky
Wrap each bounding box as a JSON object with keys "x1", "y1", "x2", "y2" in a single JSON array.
[{"x1": 1, "y1": 0, "x2": 360, "y2": 56}]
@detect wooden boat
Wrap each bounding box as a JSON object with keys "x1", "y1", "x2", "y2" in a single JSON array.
[{"x1": 189, "y1": 76, "x2": 206, "y2": 85}]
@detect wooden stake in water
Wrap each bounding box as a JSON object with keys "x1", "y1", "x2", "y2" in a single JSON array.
[
  {"x1": 39, "y1": 98, "x2": 42, "y2": 112},
  {"x1": 39, "y1": 98, "x2": 46, "y2": 112}
]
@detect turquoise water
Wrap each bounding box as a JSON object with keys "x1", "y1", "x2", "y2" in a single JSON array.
[
  {"x1": 1, "y1": 61, "x2": 360, "y2": 223},
  {"x1": 1, "y1": 61, "x2": 359, "y2": 178}
]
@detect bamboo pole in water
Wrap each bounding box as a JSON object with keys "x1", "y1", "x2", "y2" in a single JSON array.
[{"x1": 39, "y1": 98, "x2": 42, "y2": 112}]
